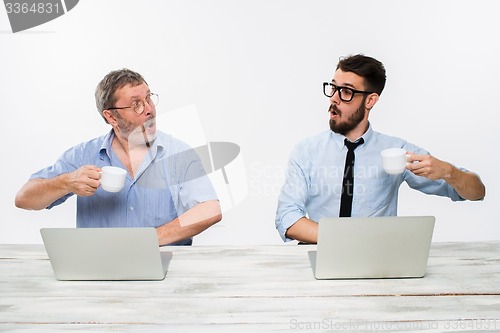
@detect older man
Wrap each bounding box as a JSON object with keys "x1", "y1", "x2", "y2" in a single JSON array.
[{"x1": 16, "y1": 68, "x2": 221, "y2": 245}]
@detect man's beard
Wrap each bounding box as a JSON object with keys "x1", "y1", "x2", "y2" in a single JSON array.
[
  {"x1": 114, "y1": 112, "x2": 157, "y2": 147},
  {"x1": 329, "y1": 96, "x2": 367, "y2": 135}
]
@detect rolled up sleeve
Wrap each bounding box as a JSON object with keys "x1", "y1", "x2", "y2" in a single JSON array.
[{"x1": 275, "y1": 145, "x2": 310, "y2": 242}]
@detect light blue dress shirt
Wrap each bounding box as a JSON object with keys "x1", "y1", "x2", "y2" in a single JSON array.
[
  {"x1": 31, "y1": 130, "x2": 218, "y2": 245},
  {"x1": 275, "y1": 125, "x2": 466, "y2": 242}
]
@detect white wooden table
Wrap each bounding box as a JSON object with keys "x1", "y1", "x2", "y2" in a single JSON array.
[{"x1": 1, "y1": 242, "x2": 499, "y2": 332}]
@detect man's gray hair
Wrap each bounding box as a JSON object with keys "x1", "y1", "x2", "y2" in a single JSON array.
[{"x1": 95, "y1": 68, "x2": 147, "y2": 123}]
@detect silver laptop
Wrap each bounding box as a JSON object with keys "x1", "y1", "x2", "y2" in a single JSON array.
[
  {"x1": 309, "y1": 216, "x2": 435, "y2": 279},
  {"x1": 40, "y1": 228, "x2": 171, "y2": 281}
]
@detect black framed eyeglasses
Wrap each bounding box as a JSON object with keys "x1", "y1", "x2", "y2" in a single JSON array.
[
  {"x1": 323, "y1": 82, "x2": 374, "y2": 102},
  {"x1": 107, "y1": 93, "x2": 159, "y2": 115}
]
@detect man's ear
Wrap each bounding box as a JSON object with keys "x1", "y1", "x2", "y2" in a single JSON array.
[
  {"x1": 365, "y1": 93, "x2": 379, "y2": 110},
  {"x1": 102, "y1": 110, "x2": 117, "y2": 126}
]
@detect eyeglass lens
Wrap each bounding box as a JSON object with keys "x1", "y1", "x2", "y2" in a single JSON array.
[
  {"x1": 133, "y1": 93, "x2": 159, "y2": 114},
  {"x1": 324, "y1": 83, "x2": 354, "y2": 102}
]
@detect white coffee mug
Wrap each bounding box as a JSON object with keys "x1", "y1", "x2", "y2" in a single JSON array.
[
  {"x1": 100, "y1": 166, "x2": 127, "y2": 192},
  {"x1": 380, "y1": 148, "x2": 409, "y2": 175}
]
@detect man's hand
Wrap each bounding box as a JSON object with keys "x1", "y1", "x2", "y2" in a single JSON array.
[
  {"x1": 406, "y1": 154, "x2": 452, "y2": 180},
  {"x1": 68, "y1": 165, "x2": 102, "y2": 196}
]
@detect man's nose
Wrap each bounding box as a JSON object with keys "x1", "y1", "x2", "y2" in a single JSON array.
[{"x1": 144, "y1": 100, "x2": 155, "y2": 115}]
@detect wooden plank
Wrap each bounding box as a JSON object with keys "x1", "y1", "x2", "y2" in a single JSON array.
[{"x1": 1, "y1": 295, "x2": 499, "y2": 328}]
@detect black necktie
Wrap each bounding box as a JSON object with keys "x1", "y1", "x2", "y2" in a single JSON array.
[{"x1": 339, "y1": 138, "x2": 364, "y2": 217}]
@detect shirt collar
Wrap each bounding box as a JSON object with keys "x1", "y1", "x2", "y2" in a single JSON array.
[
  {"x1": 99, "y1": 129, "x2": 115, "y2": 160},
  {"x1": 98, "y1": 129, "x2": 166, "y2": 160}
]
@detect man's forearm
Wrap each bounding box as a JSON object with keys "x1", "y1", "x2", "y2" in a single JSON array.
[
  {"x1": 156, "y1": 200, "x2": 222, "y2": 246},
  {"x1": 445, "y1": 168, "x2": 485, "y2": 201},
  {"x1": 15, "y1": 176, "x2": 71, "y2": 210},
  {"x1": 285, "y1": 217, "x2": 318, "y2": 244}
]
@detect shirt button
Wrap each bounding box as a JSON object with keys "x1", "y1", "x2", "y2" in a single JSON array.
[{"x1": 130, "y1": 207, "x2": 134, "y2": 211}]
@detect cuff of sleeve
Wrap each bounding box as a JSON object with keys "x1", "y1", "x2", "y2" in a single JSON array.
[{"x1": 277, "y1": 212, "x2": 306, "y2": 242}]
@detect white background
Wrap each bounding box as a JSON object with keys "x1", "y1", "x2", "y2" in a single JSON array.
[{"x1": 0, "y1": 0, "x2": 498, "y2": 245}]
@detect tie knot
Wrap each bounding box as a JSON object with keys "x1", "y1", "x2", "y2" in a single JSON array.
[{"x1": 344, "y1": 138, "x2": 364, "y2": 151}]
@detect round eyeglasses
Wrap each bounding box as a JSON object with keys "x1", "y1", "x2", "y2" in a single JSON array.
[
  {"x1": 107, "y1": 93, "x2": 159, "y2": 115},
  {"x1": 323, "y1": 82, "x2": 374, "y2": 102}
]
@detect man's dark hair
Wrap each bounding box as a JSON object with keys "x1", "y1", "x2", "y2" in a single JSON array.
[{"x1": 337, "y1": 54, "x2": 386, "y2": 95}]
